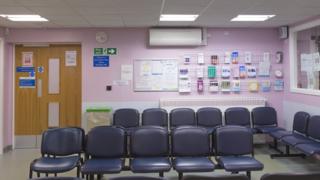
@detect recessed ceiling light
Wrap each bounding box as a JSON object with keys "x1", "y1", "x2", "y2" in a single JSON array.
[
  {"x1": 160, "y1": 14, "x2": 199, "y2": 21},
  {"x1": 231, "y1": 15, "x2": 275, "y2": 22},
  {"x1": 0, "y1": 15, "x2": 48, "y2": 22}
]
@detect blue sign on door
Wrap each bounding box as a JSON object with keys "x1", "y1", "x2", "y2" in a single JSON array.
[
  {"x1": 16, "y1": 67, "x2": 35, "y2": 72},
  {"x1": 19, "y1": 78, "x2": 36, "y2": 88},
  {"x1": 93, "y1": 56, "x2": 109, "y2": 67}
]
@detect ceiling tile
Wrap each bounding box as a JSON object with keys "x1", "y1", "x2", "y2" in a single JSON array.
[
  {"x1": 0, "y1": 6, "x2": 34, "y2": 14},
  {"x1": 15, "y1": 0, "x2": 68, "y2": 7}
]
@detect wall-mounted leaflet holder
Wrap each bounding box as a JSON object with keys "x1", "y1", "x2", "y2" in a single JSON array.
[
  {"x1": 197, "y1": 53, "x2": 204, "y2": 64},
  {"x1": 197, "y1": 79, "x2": 204, "y2": 92},
  {"x1": 208, "y1": 66, "x2": 216, "y2": 78},
  {"x1": 231, "y1": 51, "x2": 239, "y2": 64},
  {"x1": 244, "y1": 52, "x2": 252, "y2": 64},
  {"x1": 196, "y1": 66, "x2": 204, "y2": 78},
  {"x1": 211, "y1": 55, "x2": 219, "y2": 65},
  {"x1": 224, "y1": 51, "x2": 231, "y2": 64},
  {"x1": 209, "y1": 80, "x2": 219, "y2": 92},
  {"x1": 221, "y1": 66, "x2": 231, "y2": 78},
  {"x1": 276, "y1": 51, "x2": 283, "y2": 64},
  {"x1": 184, "y1": 55, "x2": 191, "y2": 64}
]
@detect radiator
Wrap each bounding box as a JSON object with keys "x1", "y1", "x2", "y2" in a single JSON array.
[{"x1": 159, "y1": 96, "x2": 266, "y2": 113}]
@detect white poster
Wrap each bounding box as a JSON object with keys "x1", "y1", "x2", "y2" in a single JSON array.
[
  {"x1": 65, "y1": 51, "x2": 77, "y2": 66},
  {"x1": 121, "y1": 64, "x2": 133, "y2": 81},
  {"x1": 313, "y1": 52, "x2": 320, "y2": 71},
  {"x1": 301, "y1": 53, "x2": 313, "y2": 72},
  {"x1": 22, "y1": 52, "x2": 33, "y2": 67},
  {"x1": 258, "y1": 61, "x2": 270, "y2": 77}
]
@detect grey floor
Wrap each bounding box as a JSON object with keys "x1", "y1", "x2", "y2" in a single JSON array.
[{"x1": 1, "y1": 145, "x2": 320, "y2": 180}]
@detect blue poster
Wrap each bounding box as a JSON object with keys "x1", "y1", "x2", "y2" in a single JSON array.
[
  {"x1": 19, "y1": 77, "x2": 35, "y2": 88},
  {"x1": 93, "y1": 56, "x2": 109, "y2": 67},
  {"x1": 16, "y1": 67, "x2": 35, "y2": 72}
]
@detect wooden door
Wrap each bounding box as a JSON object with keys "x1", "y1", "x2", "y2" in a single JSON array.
[{"x1": 15, "y1": 44, "x2": 82, "y2": 135}]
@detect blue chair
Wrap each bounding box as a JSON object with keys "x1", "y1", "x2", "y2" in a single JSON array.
[
  {"x1": 269, "y1": 111, "x2": 310, "y2": 157},
  {"x1": 109, "y1": 177, "x2": 167, "y2": 180},
  {"x1": 130, "y1": 126, "x2": 171, "y2": 176},
  {"x1": 81, "y1": 126, "x2": 126, "y2": 180},
  {"x1": 224, "y1": 107, "x2": 255, "y2": 133},
  {"x1": 170, "y1": 108, "x2": 196, "y2": 131},
  {"x1": 197, "y1": 107, "x2": 222, "y2": 134},
  {"x1": 113, "y1": 108, "x2": 140, "y2": 135},
  {"x1": 183, "y1": 174, "x2": 249, "y2": 180},
  {"x1": 295, "y1": 116, "x2": 320, "y2": 156},
  {"x1": 30, "y1": 178, "x2": 82, "y2": 180},
  {"x1": 260, "y1": 172, "x2": 320, "y2": 180},
  {"x1": 215, "y1": 126, "x2": 263, "y2": 179},
  {"x1": 29, "y1": 127, "x2": 84, "y2": 178},
  {"x1": 142, "y1": 108, "x2": 168, "y2": 129},
  {"x1": 172, "y1": 126, "x2": 215, "y2": 180},
  {"x1": 251, "y1": 107, "x2": 284, "y2": 134}
]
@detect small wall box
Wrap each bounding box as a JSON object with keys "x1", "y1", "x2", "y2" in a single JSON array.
[{"x1": 279, "y1": 26, "x2": 289, "y2": 39}]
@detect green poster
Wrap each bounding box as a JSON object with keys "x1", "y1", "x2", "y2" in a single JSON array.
[{"x1": 208, "y1": 66, "x2": 216, "y2": 78}]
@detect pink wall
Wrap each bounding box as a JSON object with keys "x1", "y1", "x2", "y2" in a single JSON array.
[{"x1": 4, "y1": 28, "x2": 285, "y2": 146}]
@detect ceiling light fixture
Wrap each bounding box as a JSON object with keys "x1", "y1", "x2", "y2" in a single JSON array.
[
  {"x1": 231, "y1": 15, "x2": 275, "y2": 22},
  {"x1": 160, "y1": 14, "x2": 199, "y2": 21},
  {"x1": 0, "y1": 15, "x2": 48, "y2": 22}
]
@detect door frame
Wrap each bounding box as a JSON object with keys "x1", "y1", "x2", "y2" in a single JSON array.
[
  {"x1": 0, "y1": 38, "x2": 4, "y2": 154},
  {"x1": 12, "y1": 43, "x2": 82, "y2": 149}
]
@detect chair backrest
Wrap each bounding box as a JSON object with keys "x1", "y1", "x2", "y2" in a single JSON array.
[
  {"x1": 85, "y1": 126, "x2": 126, "y2": 158},
  {"x1": 41, "y1": 127, "x2": 84, "y2": 156},
  {"x1": 131, "y1": 126, "x2": 169, "y2": 157},
  {"x1": 197, "y1": 107, "x2": 222, "y2": 128},
  {"x1": 183, "y1": 174, "x2": 249, "y2": 180},
  {"x1": 292, "y1": 111, "x2": 310, "y2": 135},
  {"x1": 215, "y1": 126, "x2": 253, "y2": 156},
  {"x1": 260, "y1": 173, "x2": 320, "y2": 180},
  {"x1": 225, "y1": 107, "x2": 251, "y2": 127},
  {"x1": 170, "y1": 108, "x2": 196, "y2": 129},
  {"x1": 142, "y1": 108, "x2": 168, "y2": 128},
  {"x1": 172, "y1": 126, "x2": 210, "y2": 156},
  {"x1": 113, "y1": 108, "x2": 140, "y2": 128},
  {"x1": 252, "y1": 107, "x2": 277, "y2": 127},
  {"x1": 307, "y1": 116, "x2": 320, "y2": 140}
]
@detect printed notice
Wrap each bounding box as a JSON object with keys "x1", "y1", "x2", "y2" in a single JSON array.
[{"x1": 65, "y1": 51, "x2": 77, "y2": 66}]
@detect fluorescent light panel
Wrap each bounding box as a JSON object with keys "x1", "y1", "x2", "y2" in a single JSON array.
[
  {"x1": 231, "y1": 15, "x2": 275, "y2": 21},
  {"x1": 0, "y1": 15, "x2": 48, "y2": 21},
  {"x1": 160, "y1": 14, "x2": 199, "y2": 21}
]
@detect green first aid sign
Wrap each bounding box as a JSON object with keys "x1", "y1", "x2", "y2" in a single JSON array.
[{"x1": 94, "y1": 48, "x2": 117, "y2": 55}]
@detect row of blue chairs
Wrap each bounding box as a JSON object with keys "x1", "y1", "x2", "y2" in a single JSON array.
[
  {"x1": 265, "y1": 112, "x2": 320, "y2": 158},
  {"x1": 113, "y1": 107, "x2": 283, "y2": 134},
  {"x1": 29, "y1": 125, "x2": 264, "y2": 180},
  {"x1": 29, "y1": 172, "x2": 320, "y2": 180}
]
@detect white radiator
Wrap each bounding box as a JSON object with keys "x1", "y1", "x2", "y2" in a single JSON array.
[{"x1": 159, "y1": 96, "x2": 266, "y2": 113}]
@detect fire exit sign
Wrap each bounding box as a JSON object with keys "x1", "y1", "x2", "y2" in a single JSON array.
[{"x1": 94, "y1": 48, "x2": 117, "y2": 55}]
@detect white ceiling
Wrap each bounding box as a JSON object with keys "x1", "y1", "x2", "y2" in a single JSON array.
[{"x1": 0, "y1": 0, "x2": 319, "y2": 28}]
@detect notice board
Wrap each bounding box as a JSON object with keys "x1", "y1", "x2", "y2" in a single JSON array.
[{"x1": 134, "y1": 59, "x2": 178, "y2": 91}]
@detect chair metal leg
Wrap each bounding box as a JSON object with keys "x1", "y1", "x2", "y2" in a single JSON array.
[
  {"x1": 97, "y1": 174, "x2": 103, "y2": 180},
  {"x1": 178, "y1": 172, "x2": 183, "y2": 180},
  {"x1": 270, "y1": 145, "x2": 306, "y2": 158},
  {"x1": 246, "y1": 171, "x2": 251, "y2": 180},
  {"x1": 29, "y1": 168, "x2": 33, "y2": 179},
  {"x1": 89, "y1": 174, "x2": 94, "y2": 180},
  {"x1": 37, "y1": 172, "x2": 40, "y2": 177},
  {"x1": 54, "y1": 173, "x2": 57, "y2": 177},
  {"x1": 45, "y1": 173, "x2": 48, "y2": 177},
  {"x1": 77, "y1": 166, "x2": 80, "y2": 177},
  {"x1": 159, "y1": 172, "x2": 164, "y2": 177}
]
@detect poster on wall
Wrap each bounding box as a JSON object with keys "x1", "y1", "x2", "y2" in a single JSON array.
[
  {"x1": 22, "y1": 52, "x2": 33, "y2": 67},
  {"x1": 121, "y1": 64, "x2": 133, "y2": 81},
  {"x1": 65, "y1": 51, "x2": 77, "y2": 66}
]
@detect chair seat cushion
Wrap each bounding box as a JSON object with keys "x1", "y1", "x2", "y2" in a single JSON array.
[
  {"x1": 217, "y1": 156, "x2": 263, "y2": 172},
  {"x1": 31, "y1": 156, "x2": 80, "y2": 173},
  {"x1": 204, "y1": 127, "x2": 218, "y2": 134},
  {"x1": 281, "y1": 134, "x2": 313, "y2": 146},
  {"x1": 173, "y1": 157, "x2": 215, "y2": 172},
  {"x1": 130, "y1": 157, "x2": 171, "y2": 173},
  {"x1": 255, "y1": 127, "x2": 284, "y2": 134},
  {"x1": 269, "y1": 130, "x2": 292, "y2": 139},
  {"x1": 30, "y1": 177, "x2": 82, "y2": 180},
  {"x1": 81, "y1": 158, "x2": 123, "y2": 174},
  {"x1": 295, "y1": 143, "x2": 320, "y2": 156}
]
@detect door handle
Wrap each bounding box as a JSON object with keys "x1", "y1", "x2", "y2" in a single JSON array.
[{"x1": 37, "y1": 79, "x2": 42, "y2": 98}]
